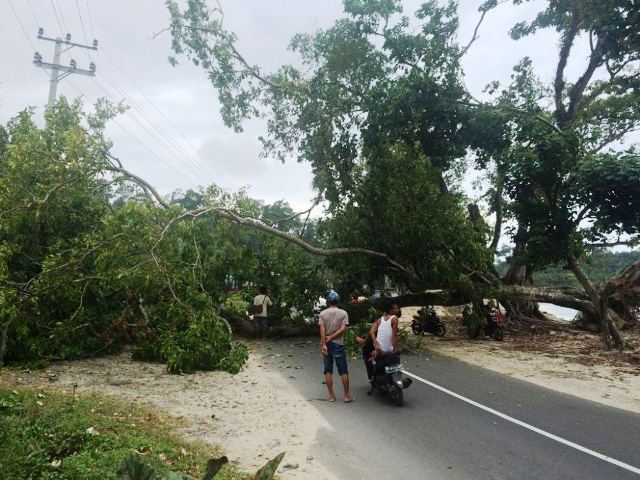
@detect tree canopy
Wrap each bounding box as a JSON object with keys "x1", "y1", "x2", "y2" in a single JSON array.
[
  {"x1": 0, "y1": 99, "x2": 325, "y2": 367},
  {"x1": 165, "y1": 0, "x2": 640, "y2": 347}
]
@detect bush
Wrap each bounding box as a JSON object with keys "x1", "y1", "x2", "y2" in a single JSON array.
[
  {"x1": 160, "y1": 315, "x2": 248, "y2": 374},
  {"x1": 462, "y1": 305, "x2": 485, "y2": 339}
]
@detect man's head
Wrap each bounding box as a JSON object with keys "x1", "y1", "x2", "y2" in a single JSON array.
[
  {"x1": 259, "y1": 285, "x2": 268, "y2": 295},
  {"x1": 384, "y1": 299, "x2": 399, "y2": 316},
  {"x1": 327, "y1": 290, "x2": 340, "y2": 306}
]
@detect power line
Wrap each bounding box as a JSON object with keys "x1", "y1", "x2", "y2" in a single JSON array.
[
  {"x1": 75, "y1": 0, "x2": 89, "y2": 43},
  {"x1": 97, "y1": 73, "x2": 220, "y2": 186},
  {"x1": 8, "y1": 0, "x2": 37, "y2": 51},
  {"x1": 85, "y1": 0, "x2": 96, "y2": 38},
  {"x1": 54, "y1": 0, "x2": 69, "y2": 33},
  {"x1": 94, "y1": 64, "x2": 229, "y2": 188},
  {"x1": 48, "y1": 24, "x2": 223, "y2": 188},
  {"x1": 101, "y1": 47, "x2": 235, "y2": 189},
  {"x1": 111, "y1": 117, "x2": 202, "y2": 189},
  {"x1": 65, "y1": 78, "x2": 201, "y2": 189},
  {"x1": 0, "y1": 71, "x2": 41, "y2": 98},
  {"x1": 26, "y1": 0, "x2": 39, "y2": 27},
  {"x1": 90, "y1": 76, "x2": 209, "y2": 187},
  {"x1": 49, "y1": 0, "x2": 65, "y2": 36}
]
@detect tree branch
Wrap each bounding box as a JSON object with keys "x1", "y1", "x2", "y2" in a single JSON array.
[
  {"x1": 587, "y1": 240, "x2": 634, "y2": 248},
  {"x1": 566, "y1": 38, "x2": 606, "y2": 121},
  {"x1": 458, "y1": 1, "x2": 508, "y2": 58},
  {"x1": 455, "y1": 100, "x2": 563, "y2": 134},
  {"x1": 489, "y1": 162, "x2": 505, "y2": 252},
  {"x1": 267, "y1": 196, "x2": 321, "y2": 227},
  {"x1": 554, "y1": 10, "x2": 581, "y2": 125}
]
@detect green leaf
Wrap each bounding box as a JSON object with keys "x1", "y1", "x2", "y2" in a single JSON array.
[
  {"x1": 252, "y1": 452, "x2": 285, "y2": 480},
  {"x1": 201, "y1": 456, "x2": 228, "y2": 480},
  {"x1": 116, "y1": 454, "x2": 161, "y2": 480}
]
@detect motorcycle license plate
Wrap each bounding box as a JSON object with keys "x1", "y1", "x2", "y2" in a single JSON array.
[{"x1": 385, "y1": 364, "x2": 403, "y2": 373}]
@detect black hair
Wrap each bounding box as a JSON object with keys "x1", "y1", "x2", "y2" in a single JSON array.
[
  {"x1": 383, "y1": 298, "x2": 398, "y2": 314},
  {"x1": 259, "y1": 285, "x2": 268, "y2": 294}
]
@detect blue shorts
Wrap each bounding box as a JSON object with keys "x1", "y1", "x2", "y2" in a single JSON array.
[{"x1": 323, "y1": 341, "x2": 348, "y2": 375}]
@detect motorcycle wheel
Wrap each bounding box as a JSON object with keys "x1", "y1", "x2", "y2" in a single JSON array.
[
  {"x1": 493, "y1": 327, "x2": 504, "y2": 342},
  {"x1": 411, "y1": 324, "x2": 422, "y2": 336},
  {"x1": 434, "y1": 323, "x2": 446, "y2": 337},
  {"x1": 394, "y1": 388, "x2": 403, "y2": 407}
]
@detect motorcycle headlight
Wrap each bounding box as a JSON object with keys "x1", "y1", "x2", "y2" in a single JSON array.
[{"x1": 396, "y1": 380, "x2": 403, "y2": 388}]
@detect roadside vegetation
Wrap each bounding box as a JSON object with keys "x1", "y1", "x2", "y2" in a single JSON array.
[{"x1": 0, "y1": 386, "x2": 250, "y2": 479}]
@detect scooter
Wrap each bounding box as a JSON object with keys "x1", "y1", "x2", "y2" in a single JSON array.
[
  {"x1": 411, "y1": 307, "x2": 446, "y2": 337},
  {"x1": 367, "y1": 353, "x2": 412, "y2": 406}
]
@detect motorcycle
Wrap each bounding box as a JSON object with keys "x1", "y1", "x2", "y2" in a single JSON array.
[
  {"x1": 367, "y1": 353, "x2": 412, "y2": 406},
  {"x1": 411, "y1": 307, "x2": 446, "y2": 337},
  {"x1": 485, "y1": 312, "x2": 505, "y2": 341}
]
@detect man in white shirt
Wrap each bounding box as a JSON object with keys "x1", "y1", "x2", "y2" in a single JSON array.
[{"x1": 253, "y1": 286, "x2": 273, "y2": 340}]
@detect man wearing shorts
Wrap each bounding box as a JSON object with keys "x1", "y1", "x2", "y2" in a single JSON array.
[{"x1": 319, "y1": 291, "x2": 353, "y2": 403}]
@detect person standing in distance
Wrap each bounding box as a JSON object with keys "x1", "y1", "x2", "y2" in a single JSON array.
[
  {"x1": 253, "y1": 286, "x2": 273, "y2": 341},
  {"x1": 319, "y1": 291, "x2": 353, "y2": 403}
]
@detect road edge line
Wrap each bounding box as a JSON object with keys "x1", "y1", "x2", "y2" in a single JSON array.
[{"x1": 403, "y1": 370, "x2": 640, "y2": 476}]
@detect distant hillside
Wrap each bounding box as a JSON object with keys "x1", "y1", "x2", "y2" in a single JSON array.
[{"x1": 496, "y1": 250, "x2": 640, "y2": 288}]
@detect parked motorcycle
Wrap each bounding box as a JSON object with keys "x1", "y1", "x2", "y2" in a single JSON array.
[
  {"x1": 367, "y1": 353, "x2": 412, "y2": 406},
  {"x1": 411, "y1": 307, "x2": 446, "y2": 337},
  {"x1": 485, "y1": 311, "x2": 505, "y2": 341}
]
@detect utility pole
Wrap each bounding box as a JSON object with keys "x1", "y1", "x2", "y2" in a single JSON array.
[{"x1": 33, "y1": 28, "x2": 98, "y2": 107}]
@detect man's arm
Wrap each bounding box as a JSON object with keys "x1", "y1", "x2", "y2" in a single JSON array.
[
  {"x1": 369, "y1": 320, "x2": 380, "y2": 348},
  {"x1": 326, "y1": 324, "x2": 347, "y2": 342},
  {"x1": 319, "y1": 322, "x2": 328, "y2": 355}
]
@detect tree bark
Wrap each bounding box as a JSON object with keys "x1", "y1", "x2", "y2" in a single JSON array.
[
  {"x1": 489, "y1": 170, "x2": 504, "y2": 253},
  {"x1": 0, "y1": 320, "x2": 10, "y2": 367},
  {"x1": 501, "y1": 225, "x2": 542, "y2": 319},
  {"x1": 567, "y1": 257, "x2": 625, "y2": 349}
]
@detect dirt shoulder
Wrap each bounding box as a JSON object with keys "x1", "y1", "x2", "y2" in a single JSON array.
[
  {"x1": 400, "y1": 307, "x2": 640, "y2": 414},
  {"x1": 0, "y1": 343, "x2": 336, "y2": 480}
]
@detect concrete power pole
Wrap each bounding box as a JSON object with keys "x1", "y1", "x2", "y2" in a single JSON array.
[{"x1": 33, "y1": 28, "x2": 98, "y2": 107}]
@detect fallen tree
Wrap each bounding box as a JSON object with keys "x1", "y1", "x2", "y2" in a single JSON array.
[{"x1": 112, "y1": 154, "x2": 638, "y2": 347}]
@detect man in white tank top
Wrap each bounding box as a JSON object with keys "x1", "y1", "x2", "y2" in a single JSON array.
[{"x1": 369, "y1": 300, "x2": 400, "y2": 358}]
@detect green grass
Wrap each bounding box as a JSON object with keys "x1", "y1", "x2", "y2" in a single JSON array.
[{"x1": 0, "y1": 387, "x2": 248, "y2": 480}]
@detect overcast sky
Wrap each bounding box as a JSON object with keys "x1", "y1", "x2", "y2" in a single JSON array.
[{"x1": 2, "y1": 0, "x2": 597, "y2": 211}]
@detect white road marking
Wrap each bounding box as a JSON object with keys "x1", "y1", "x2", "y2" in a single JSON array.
[{"x1": 403, "y1": 370, "x2": 640, "y2": 476}]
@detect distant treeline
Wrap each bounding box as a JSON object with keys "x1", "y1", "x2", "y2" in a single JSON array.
[{"x1": 496, "y1": 250, "x2": 640, "y2": 288}]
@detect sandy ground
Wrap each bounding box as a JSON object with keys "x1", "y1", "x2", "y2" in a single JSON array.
[
  {"x1": 0, "y1": 342, "x2": 336, "y2": 480},
  {"x1": 399, "y1": 307, "x2": 640, "y2": 414}
]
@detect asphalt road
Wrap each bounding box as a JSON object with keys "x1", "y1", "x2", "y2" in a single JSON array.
[{"x1": 264, "y1": 339, "x2": 640, "y2": 480}]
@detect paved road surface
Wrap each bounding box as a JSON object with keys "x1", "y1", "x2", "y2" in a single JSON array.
[{"x1": 264, "y1": 339, "x2": 640, "y2": 479}]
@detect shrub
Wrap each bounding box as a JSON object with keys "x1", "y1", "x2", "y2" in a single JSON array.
[{"x1": 160, "y1": 315, "x2": 248, "y2": 374}]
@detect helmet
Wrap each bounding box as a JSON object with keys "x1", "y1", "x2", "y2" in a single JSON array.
[{"x1": 327, "y1": 290, "x2": 340, "y2": 303}]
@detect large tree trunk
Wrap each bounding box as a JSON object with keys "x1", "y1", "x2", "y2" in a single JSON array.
[
  {"x1": 502, "y1": 225, "x2": 542, "y2": 320},
  {"x1": 221, "y1": 310, "x2": 318, "y2": 338},
  {"x1": 567, "y1": 257, "x2": 625, "y2": 349}
]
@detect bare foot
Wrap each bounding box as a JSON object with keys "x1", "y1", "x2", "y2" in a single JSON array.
[
  {"x1": 344, "y1": 396, "x2": 354, "y2": 403},
  {"x1": 328, "y1": 396, "x2": 336, "y2": 402}
]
